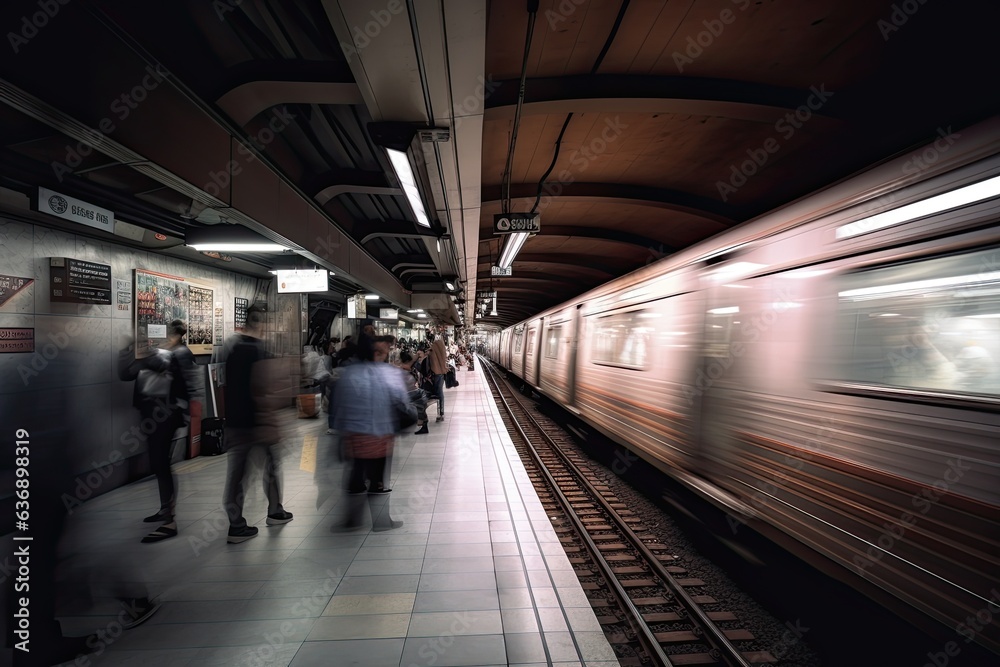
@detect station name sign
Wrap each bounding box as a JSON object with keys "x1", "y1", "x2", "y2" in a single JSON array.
[
  {"x1": 491, "y1": 266, "x2": 513, "y2": 277},
  {"x1": 493, "y1": 213, "x2": 540, "y2": 235},
  {"x1": 38, "y1": 187, "x2": 115, "y2": 234}
]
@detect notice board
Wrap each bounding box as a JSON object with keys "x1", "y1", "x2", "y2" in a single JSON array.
[{"x1": 134, "y1": 269, "x2": 215, "y2": 357}]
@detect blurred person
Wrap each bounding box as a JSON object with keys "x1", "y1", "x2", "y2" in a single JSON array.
[
  {"x1": 332, "y1": 334, "x2": 416, "y2": 530},
  {"x1": 373, "y1": 336, "x2": 390, "y2": 363},
  {"x1": 955, "y1": 341, "x2": 995, "y2": 391},
  {"x1": 428, "y1": 332, "x2": 448, "y2": 422},
  {"x1": 121, "y1": 320, "x2": 202, "y2": 543},
  {"x1": 222, "y1": 305, "x2": 293, "y2": 544},
  {"x1": 400, "y1": 350, "x2": 430, "y2": 435}
]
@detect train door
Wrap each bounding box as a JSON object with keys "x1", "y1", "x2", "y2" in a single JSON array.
[{"x1": 568, "y1": 304, "x2": 583, "y2": 407}]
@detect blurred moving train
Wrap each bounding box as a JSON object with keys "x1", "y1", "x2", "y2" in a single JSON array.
[{"x1": 489, "y1": 117, "x2": 1000, "y2": 654}]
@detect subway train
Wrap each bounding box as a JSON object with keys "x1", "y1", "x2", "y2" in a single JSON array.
[{"x1": 490, "y1": 117, "x2": 1000, "y2": 654}]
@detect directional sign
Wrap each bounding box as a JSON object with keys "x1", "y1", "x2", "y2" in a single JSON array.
[
  {"x1": 491, "y1": 266, "x2": 513, "y2": 277},
  {"x1": 476, "y1": 291, "x2": 497, "y2": 299},
  {"x1": 493, "y1": 213, "x2": 540, "y2": 235}
]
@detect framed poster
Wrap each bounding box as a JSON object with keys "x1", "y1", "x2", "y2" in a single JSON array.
[
  {"x1": 235, "y1": 297, "x2": 249, "y2": 332},
  {"x1": 187, "y1": 284, "x2": 215, "y2": 355},
  {"x1": 134, "y1": 269, "x2": 188, "y2": 357}
]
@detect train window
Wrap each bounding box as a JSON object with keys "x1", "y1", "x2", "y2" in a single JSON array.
[
  {"x1": 527, "y1": 328, "x2": 536, "y2": 355},
  {"x1": 591, "y1": 310, "x2": 651, "y2": 370},
  {"x1": 834, "y1": 247, "x2": 1000, "y2": 397},
  {"x1": 514, "y1": 331, "x2": 523, "y2": 353},
  {"x1": 545, "y1": 326, "x2": 561, "y2": 359}
]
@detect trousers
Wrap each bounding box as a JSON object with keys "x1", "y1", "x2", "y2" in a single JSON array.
[{"x1": 223, "y1": 428, "x2": 285, "y2": 528}]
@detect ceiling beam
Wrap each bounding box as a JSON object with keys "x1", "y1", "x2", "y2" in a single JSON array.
[
  {"x1": 484, "y1": 74, "x2": 842, "y2": 128},
  {"x1": 360, "y1": 219, "x2": 438, "y2": 244},
  {"x1": 308, "y1": 169, "x2": 400, "y2": 204},
  {"x1": 481, "y1": 182, "x2": 738, "y2": 227}
]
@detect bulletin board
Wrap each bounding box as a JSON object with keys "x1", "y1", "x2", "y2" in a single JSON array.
[
  {"x1": 134, "y1": 269, "x2": 217, "y2": 356},
  {"x1": 187, "y1": 285, "x2": 215, "y2": 355}
]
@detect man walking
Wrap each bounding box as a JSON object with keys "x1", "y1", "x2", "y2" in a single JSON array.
[{"x1": 222, "y1": 305, "x2": 293, "y2": 543}]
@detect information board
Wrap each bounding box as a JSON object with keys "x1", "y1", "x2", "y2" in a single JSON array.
[
  {"x1": 50, "y1": 258, "x2": 112, "y2": 305},
  {"x1": 187, "y1": 285, "x2": 215, "y2": 355},
  {"x1": 134, "y1": 269, "x2": 188, "y2": 357},
  {"x1": 235, "y1": 297, "x2": 249, "y2": 332},
  {"x1": 0, "y1": 275, "x2": 33, "y2": 309}
]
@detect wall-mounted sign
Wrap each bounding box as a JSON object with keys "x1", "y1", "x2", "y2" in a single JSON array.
[
  {"x1": 235, "y1": 298, "x2": 249, "y2": 332},
  {"x1": 0, "y1": 275, "x2": 34, "y2": 308},
  {"x1": 491, "y1": 266, "x2": 513, "y2": 277},
  {"x1": 493, "y1": 213, "x2": 540, "y2": 235},
  {"x1": 115, "y1": 278, "x2": 131, "y2": 311},
  {"x1": 476, "y1": 291, "x2": 497, "y2": 299},
  {"x1": 0, "y1": 328, "x2": 34, "y2": 353},
  {"x1": 187, "y1": 285, "x2": 215, "y2": 354},
  {"x1": 275, "y1": 269, "x2": 327, "y2": 293},
  {"x1": 134, "y1": 269, "x2": 187, "y2": 357},
  {"x1": 37, "y1": 187, "x2": 115, "y2": 234},
  {"x1": 379, "y1": 308, "x2": 399, "y2": 320},
  {"x1": 214, "y1": 303, "x2": 224, "y2": 345},
  {"x1": 50, "y1": 258, "x2": 112, "y2": 305},
  {"x1": 201, "y1": 251, "x2": 232, "y2": 262}
]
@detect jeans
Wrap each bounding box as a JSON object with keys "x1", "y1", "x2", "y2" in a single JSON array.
[
  {"x1": 223, "y1": 428, "x2": 285, "y2": 528},
  {"x1": 434, "y1": 373, "x2": 445, "y2": 416},
  {"x1": 347, "y1": 457, "x2": 387, "y2": 494},
  {"x1": 141, "y1": 402, "x2": 181, "y2": 516}
]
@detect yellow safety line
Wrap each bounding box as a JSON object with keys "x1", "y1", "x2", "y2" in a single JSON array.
[{"x1": 300, "y1": 434, "x2": 317, "y2": 473}]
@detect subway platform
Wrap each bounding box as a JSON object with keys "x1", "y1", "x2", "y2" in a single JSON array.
[{"x1": 51, "y1": 365, "x2": 620, "y2": 667}]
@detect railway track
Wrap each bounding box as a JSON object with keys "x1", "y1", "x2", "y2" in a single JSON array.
[{"x1": 481, "y1": 358, "x2": 777, "y2": 667}]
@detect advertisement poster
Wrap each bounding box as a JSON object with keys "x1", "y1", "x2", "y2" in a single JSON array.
[
  {"x1": 235, "y1": 297, "x2": 249, "y2": 332},
  {"x1": 214, "y1": 303, "x2": 224, "y2": 345},
  {"x1": 187, "y1": 284, "x2": 215, "y2": 355},
  {"x1": 115, "y1": 278, "x2": 131, "y2": 312},
  {"x1": 134, "y1": 269, "x2": 188, "y2": 357}
]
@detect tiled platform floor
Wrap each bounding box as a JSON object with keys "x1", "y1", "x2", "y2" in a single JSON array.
[{"x1": 53, "y1": 364, "x2": 620, "y2": 667}]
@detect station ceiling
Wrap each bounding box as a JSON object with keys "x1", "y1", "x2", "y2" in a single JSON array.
[{"x1": 0, "y1": 0, "x2": 996, "y2": 327}]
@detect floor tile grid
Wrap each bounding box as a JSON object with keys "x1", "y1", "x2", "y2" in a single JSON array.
[{"x1": 474, "y1": 364, "x2": 612, "y2": 666}]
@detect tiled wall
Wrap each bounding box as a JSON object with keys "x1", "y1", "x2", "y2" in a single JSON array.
[{"x1": 0, "y1": 216, "x2": 272, "y2": 494}]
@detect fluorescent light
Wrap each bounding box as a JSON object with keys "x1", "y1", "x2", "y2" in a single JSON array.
[
  {"x1": 445, "y1": 282, "x2": 455, "y2": 291},
  {"x1": 387, "y1": 148, "x2": 430, "y2": 228},
  {"x1": 190, "y1": 243, "x2": 286, "y2": 252},
  {"x1": 836, "y1": 175, "x2": 1000, "y2": 240},
  {"x1": 839, "y1": 271, "x2": 1000, "y2": 299},
  {"x1": 877, "y1": 313, "x2": 901, "y2": 317},
  {"x1": 710, "y1": 262, "x2": 767, "y2": 282},
  {"x1": 499, "y1": 232, "x2": 529, "y2": 268},
  {"x1": 417, "y1": 313, "x2": 427, "y2": 318},
  {"x1": 970, "y1": 313, "x2": 1000, "y2": 318},
  {"x1": 365, "y1": 294, "x2": 379, "y2": 300},
  {"x1": 329, "y1": 271, "x2": 336, "y2": 276},
  {"x1": 407, "y1": 309, "x2": 424, "y2": 313},
  {"x1": 722, "y1": 284, "x2": 751, "y2": 289},
  {"x1": 708, "y1": 306, "x2": 740, "y2": 314},
  {"x1": 784, "y1": 269, "x2": 833, "y2": 279}
]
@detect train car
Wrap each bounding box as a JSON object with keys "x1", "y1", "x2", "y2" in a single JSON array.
[
  {"x1": 494, "y1": 116, "x2": 1000, "y2": 655},
  {"x1": 538, "y1": 305, "x2": 579, "y2": 406},
  {"x1": 522, "y1": 317, "x2": 543, "y2": 388}
]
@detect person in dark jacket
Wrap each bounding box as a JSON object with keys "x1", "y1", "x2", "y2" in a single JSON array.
[
  {"x1": 125, "y1": 319, "x2": 203, "y2": 543},
  {"x1": 222, "y1": 306, "x2": 293, "y2": 544}
]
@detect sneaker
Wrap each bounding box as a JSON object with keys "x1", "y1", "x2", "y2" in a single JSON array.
[
  {"x1": 436, "y1": 415, "x2": 445, "y2": 422},
  {"x1": 227, "y1": 525, "x2": 259, "y2": 543},
  {"x1": 414, "y1": 424, "x2": 429, "y2": 435},
  {"x1": 141, "y1": 522, "x2": 177, "y2": 543},
  {"x1": 266, "y1": 511, "x2": 294, "y2": 525}
]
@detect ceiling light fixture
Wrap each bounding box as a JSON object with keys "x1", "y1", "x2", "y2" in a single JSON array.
[
  {"x1": 365, "y1": 294, "x2": 379, "y2": 300},
  {"x1": 445, "y1": 281, "x2": 455, "y2": 291},
  {"x1": 387, "y1": 148, "x2": 430, "y2": 228},
  {"x1": 186, "y1": 225, "x2": 289, "y2": 253},
  {"x1": 499, "y1": 232, "x2": 529, "y2": 269}
]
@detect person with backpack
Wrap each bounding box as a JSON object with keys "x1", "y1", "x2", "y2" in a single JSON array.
[{"x1": 119, "y1": 319, "x2": 203, "y2": 543}]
